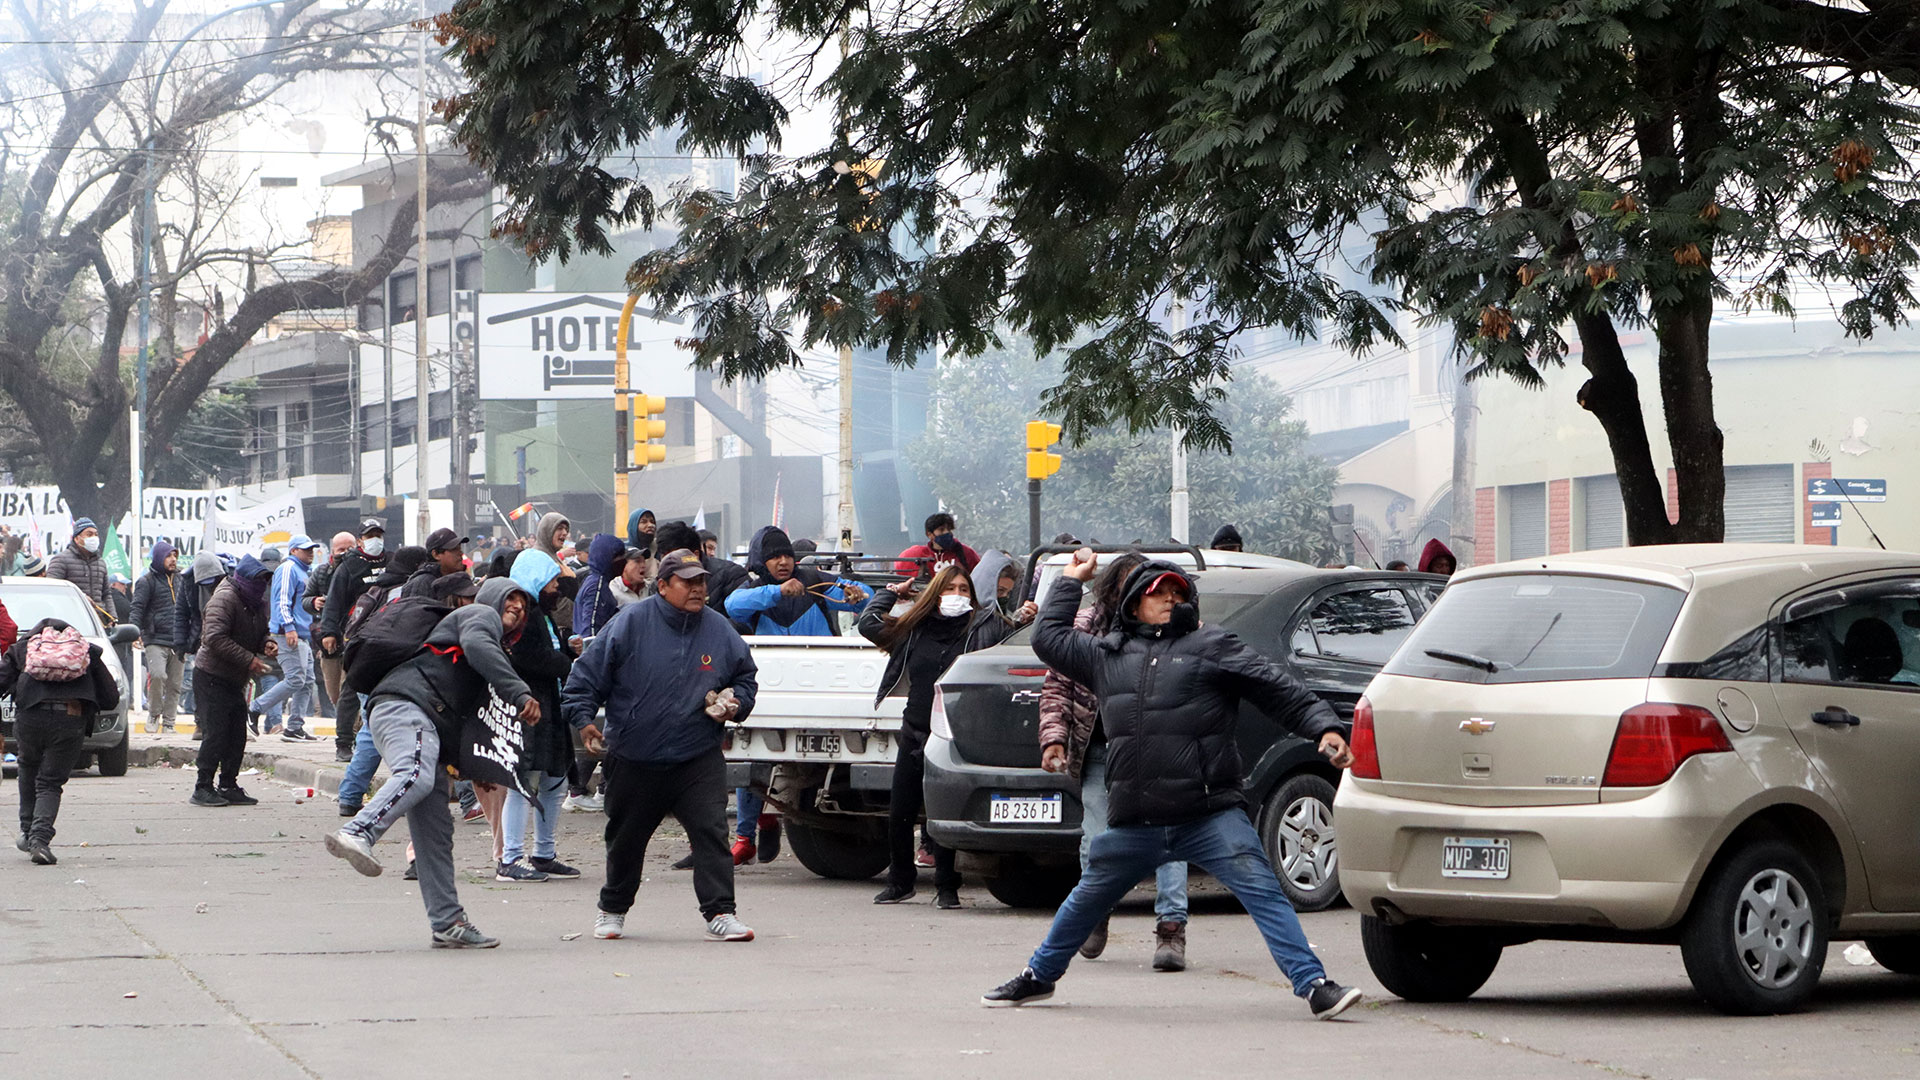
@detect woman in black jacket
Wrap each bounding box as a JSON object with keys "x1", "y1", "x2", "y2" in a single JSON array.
[
  {"x1": 2, "y1": 618, "x2": 121, "y2": 864},
  {"x1": 857, "y1": 563, "x2": 979, "y2": 908}
]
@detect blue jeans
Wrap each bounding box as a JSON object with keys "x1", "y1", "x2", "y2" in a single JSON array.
[
  {"x1": 502, "y1": 775, "x2": 567, "y2": 864},
  {"x1": 338, "y1": 697, "x2": 382, "y2": 808},
  {"x1": 253, "y1": 638, "x2": 314, "y2": 730},
  {"x1": 735, "y1": 787, "x2": 764, "y2": 840},
  {"x1": 1027, "y1": 807, "x2": 1327, "y2": 994},
  {"x1": 1081, "y1": 744, "x2": 1188, "y2": 923}
]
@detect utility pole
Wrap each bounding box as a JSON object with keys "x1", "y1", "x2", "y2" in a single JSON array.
[
  {"x1": 1448, "y1": 366, "x2": 1478, "y2": 566},
  {"x1": 1169, "y1": 300, "x2": 1190, "y2": 543},
  {"x1": 450, "y1": 284, "x2": 475, "y2": 529},
  {"x1": 413, "y1": 0, "x2": 432, "y2": 544},
  {"x1": 613, "y1": 294, "x2": 638, "y2": 527}
]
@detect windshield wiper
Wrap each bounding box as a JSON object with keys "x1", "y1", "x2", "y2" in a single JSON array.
[{"x1": 1424, "y1": 648, "x2": 1500, "y2": 673}]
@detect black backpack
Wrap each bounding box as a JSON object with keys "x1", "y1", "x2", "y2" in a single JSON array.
[
  {"x1": 342, "y1": 597, "x2": 451, "y2": 695},
  {"x1": 342, "y1": 582, "x2": 394, "y2": 642}
]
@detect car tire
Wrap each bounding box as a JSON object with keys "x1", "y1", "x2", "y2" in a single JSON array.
[
  {"x1": 96, "y1": 725, "x2": 130, "y2": 778},
  {"x1": 1864, "y1": 937, "x2": 1920, "y2": 976},
  {"x1": 983, "y1": 858, "x2": 1081, "y2": 909},
  {"x1": 1679, "y1": 838, "x2": 1828, "y2": 1015},
  {"x1": 1261, "y1": 773, "x2": 1342, "y2": 912},
  {"x1": 784, "y1": 820, "x2": 890, "y2": 881},
  {"x1": 1360, "y1": 915, "x2": 1502, "y2": 1002}
]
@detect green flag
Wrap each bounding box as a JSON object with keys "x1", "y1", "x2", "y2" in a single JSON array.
[{"x1": 102, "y1": 522, "x2": 134, "y2": 581}]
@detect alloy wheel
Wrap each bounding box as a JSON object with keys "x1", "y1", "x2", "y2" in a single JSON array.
[{"x1": 1275, "y1": 795, "x2": 1337, "y2": 891}]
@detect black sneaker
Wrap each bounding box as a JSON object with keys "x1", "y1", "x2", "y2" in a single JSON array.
[
  {"x1": 190, "y1": 787, "x2": 229, "y2": 807},
  {"x1": 529, "y1": 857, "x2": 581, "y2": 879},
  {"x1": 338, "y1": 802, "x2": 361, "y2": 817},
  {"x1": 873, "y1": 883, "x2": 916, "y2": 904},
  {"x1": 981, "y1": 967, "x2": 1055, "y2": 1007},
  {"x1": 334, "y1": 747, "x2": 354, "y2": 763},
  {"x1": 935, "y1": 888, "x2": 961, "y2": 910},
  {"x1": 216, "y1": 787, "x2": 259, "y2": 806},
  {"x1": 248, "y1": 712, "x2": 262, "y2": 736},
  {"x1": 402, "y1": 861, "x2": 417, "y2": 881},
  {"x1": 495, "y1": 860, "x2": 550, "y2": 883},
  {"x1": 29, "y1": 841, "x2": 56, "y2": 865},
  {"x1": 1307, "y1": 979, "x2": 1363, "y2": 1020},
  {"x1": 15, "y1": 833, "x2": 28, "y2": 853},
  {"x1": 670, "y1": 852, "x2": 696, "y2": 870},
  {"x1": 758, "y1": 818, "x2": 781, "y2": 863}
]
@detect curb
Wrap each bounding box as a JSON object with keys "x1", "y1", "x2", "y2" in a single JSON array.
[{"x1": 132, "y1": 745, "x2": 351, "y2": 800}]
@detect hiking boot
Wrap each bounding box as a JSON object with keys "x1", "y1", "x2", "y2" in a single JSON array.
[
  {"x1": 431, "y1": 920, "x2": 499, "y2": 949},
  {"x1": 1079, "y1": 915, "x2": 1111, "y2": 960},
  {"x1": 704, "y1": 913, "x2": 754, "y2": 942},
  {"x1": 324, "y1": 829, "x2": 382, "y2": 877},
  {"x1": 529, "y1": 856, "x2": 581, "y2": 879},
  {"x1": 670, "y1": 852, "x2": 696, "y2": 870},
  {"x1": 729, "y1": 837, "x2": 756, "y2": 865},
  {"x1": 1153, "y1": 920, "x2": 1187, "y2": 972},
  {"x1": 494, "y1": 861, "x2": 550, "y2": 883},
  {"x1": 982, "y1": 967, "x2": 1056, "y2": 1007},
  {"x1": 593, "y1": 911, "x2": 625, "y2": 939},
  {"x1": 935, "y1": 888, "x2": 962, "y2": 910},
  {"x1": 29, "y1": 841, "x2": 56, "y2": 865},
  {"x1": 872, "y1": 883, "x2": 916, "y2": 904},
  {"x1": 757, "y1": 814, "x2": 781, "y2": 863},
  {"x1": 1307, "y1": 979, "x2": 1363, "y2": 1020},
  {"x1": 216, "y1": 786, "x2": 259, "y2": 806},
  {"x1": 189, "y1": 786, "x2": 229, "y2": 807}
]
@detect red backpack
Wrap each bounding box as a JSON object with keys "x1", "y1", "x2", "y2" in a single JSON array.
[{"x1": 24, "y1": 625, "x2": 89, "y2": 682}]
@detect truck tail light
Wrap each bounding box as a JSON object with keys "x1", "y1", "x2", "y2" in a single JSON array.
[
  {"x1": 1602, "y1": 703, "x2": 1732, "y2": 787},
  {"x1": 1350, "y1": 696, "x2": 1381, "y2": 779},
  {"x1": 930, "y1": 687, "x2": 953, "y2": 741}
]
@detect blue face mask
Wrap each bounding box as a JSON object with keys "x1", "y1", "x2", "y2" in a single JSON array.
[{"x1": 931, "y1": 532, "x2": 958, "y2": 551}]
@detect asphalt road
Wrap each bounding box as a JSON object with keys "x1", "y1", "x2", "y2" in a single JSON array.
[{"x1": 5, "y1": 766, "x2": 1918, "y2": 1080}]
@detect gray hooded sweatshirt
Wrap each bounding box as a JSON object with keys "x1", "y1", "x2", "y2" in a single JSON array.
[
  {"x1": 965, "y1": 549, "x2": 1027, "y2": 651},
  {"x1": 369, "y1": 576, "x2": 534, "y2": 746}
]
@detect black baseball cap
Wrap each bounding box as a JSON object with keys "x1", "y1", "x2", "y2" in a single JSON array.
[
  {"x1": 424, "y1": 527, "x2": 468, "y2": 553},
  {"x1": 657, "y1": 549, "x2": 711, "y2": 581},
  {"x1": 360, "y1": 517, "x2": 386, "y2": 536}
]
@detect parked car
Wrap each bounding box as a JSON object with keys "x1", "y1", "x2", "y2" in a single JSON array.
[
  {"x1": 1338, "y1": 544, "x2": 1920, "y2": 1015},
  {"x1": 925, "y1": 546, "x2": 1446, "y2": 909},
  {"x1": 0, "y1": 577, "x2": 136, "y2": 777}
]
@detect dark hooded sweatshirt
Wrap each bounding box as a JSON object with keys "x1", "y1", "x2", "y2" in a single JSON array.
[
  {"x1": 195, "y1": 556, "x2": 272, "y2": 685},
  {"x1": 131, "y1": 541, "x2": 180, "y2": 648},
  {"x1": 370, "y1": 576, "x2": 534, "y2": 756},
  {"x1": 573, "y1": 532, "x2": 630, "y2": 639}
]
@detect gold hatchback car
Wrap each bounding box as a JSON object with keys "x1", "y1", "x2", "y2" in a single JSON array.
[{"x1": 1337, "y1": 544, "x2": 1920, "y2": 1014}]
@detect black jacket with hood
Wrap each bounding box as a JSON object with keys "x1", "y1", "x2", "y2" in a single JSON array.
[
  {"x1": 0, "y1": 618, "x2": 120, "y2": 716},
  {"x1": 369, "y1": 575, "x2": 534, "y2": 755},
  {"x1": 131, "y1": 541, "x2": 180, "y2": 648},
  {"x1": 1031, "y1": 560, "x2": 1342, "y2": 827},
  {"x1": 319, "y1": 543, "x2": 391, "y2": 642}
]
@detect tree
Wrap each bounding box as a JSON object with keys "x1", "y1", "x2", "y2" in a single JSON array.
[
  {"x1": 905, "y1": 345, "x2": 1339, "y2": 562},
  {"x1": 0, "y1": 0, "x2": 483, "y2": 523},
  {"x1": 441, "y1": 0, "x2": 1920, "y2": 544}
]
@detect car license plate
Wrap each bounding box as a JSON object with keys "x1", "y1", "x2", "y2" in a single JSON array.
[
  {"x1": 989, "y1": 794, "x2": 1063, "y2": 824},
  {"x1": 794, "y1": 733, "x2": 842, "y2": 756},
  {"x1": 1441, "y1": 836, "x2": 1511, "y2": 879}
]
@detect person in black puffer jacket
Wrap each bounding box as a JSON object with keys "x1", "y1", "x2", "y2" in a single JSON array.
[
  {"x1": 1, "y1": 618, "x2": 120, "y2": 864},
  {"x1": 981, "y1": 552, "x2": 1366, "y2": 1020}
]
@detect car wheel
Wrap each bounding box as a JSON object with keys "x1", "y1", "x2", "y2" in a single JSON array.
[
  {"x1": 1261, "y1": 773, "x2": 1342, "y2": 912},
  {"x1": 983, "y1": 858, "x2": 1081, "y2": 909},
  {"x1": 96, "y1": 725, "x2": 130, "y2": 777},
  {"x1": 1360, "y1": 915, "x2": 1502, "y2": 1002},
  {"x1": 1679, "y1": 839, "x2": 1828, "y2": 1015},
  {"x1": 1865, "y1": 937, "x2": 1920, "y2": 976},
  {"x1": 783, "y1": 820, "x2": 890, "y2": 881}
]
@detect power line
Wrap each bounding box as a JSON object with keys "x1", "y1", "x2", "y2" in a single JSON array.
[{"x1": 0, "y1": 28, "x2": 414, "y2": 45}]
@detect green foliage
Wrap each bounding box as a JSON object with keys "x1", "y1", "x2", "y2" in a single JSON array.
[{"x1": 903, "y1": 344, "x2": 1339, "y2": 563}]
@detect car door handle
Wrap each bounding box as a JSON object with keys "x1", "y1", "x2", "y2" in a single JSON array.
[
  {"x1": 1812, "y1": 707, "x2": 1861, "y2": 727},
  {"x1": 1010, "y1": 689, "x2": 1042, "y2": 705}
]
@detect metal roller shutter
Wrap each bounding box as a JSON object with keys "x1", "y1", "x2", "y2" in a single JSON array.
[
  {"x1": 1507, "y1": 483, "x2": 1547, "y2": 559},
  {"x1": 1582, "y1": 474, "x2": 1625, "y2": 550},
  {"x1": 1722, "y1": 464, "x2": 1795, "y2": 543}
]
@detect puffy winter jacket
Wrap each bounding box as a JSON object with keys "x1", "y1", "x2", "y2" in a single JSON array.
[
  {"x1": 562, "y1": 593, "x2": 757, "y2": 766},
  {"x1": 1037, "y1": 606, "x2": 1102, "y2": 781},
  {"x1": 47, "y1": 541, "x2": 110, "y2": 609},
  {"x1": 131, "y1": 552, "x2": 181, "y2": 649},
  {"x1": 194, "y1": 563, "x2": 272, "y2": 684},
  {"x1": 1031, "y1": 563, "x2": 1342, "y2": 827}
]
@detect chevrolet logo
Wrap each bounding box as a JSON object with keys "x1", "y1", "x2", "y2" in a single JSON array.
[{"x1": 1459, "y1": 718, "x2": 1496, "y2": 735}]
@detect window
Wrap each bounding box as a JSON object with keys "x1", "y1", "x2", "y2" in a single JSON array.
[
  {"x1": 1506, "y1": 483, "x2": 1547, "y2": 559},
  {"x1": 251, "y1": 406, "x2": 279, "y2": 479},
  {"x1": 1384, "y1": 574, "x2": 1687, "y2": 684},
  {"x1": 428, "y1": 389, "x2": 453, "y2": 441},
  {"x1": 391, "y1": 397, "x2": 417, "y2": 447},
  {"x1": 455, "y1": 254, "x2": 482, "y2": 292},
  {"x1": 1778, "y1": 581, "x2": 1920, "y2": 688},
  {"x1": 388, "y1": 271, "x2": 417, "y2": 324},
  {"x1": 1293, "y1": 588, "x2": 1419, "y2": 665},
  {"x1": 285, "y1": 403, "x2": 309, "y2": 479},
  {"x1": 427, "y1": 263, "x2": 451, "y2": 317},
  {"x1": 359, "y1": 403, "x2": 386, "y2": 453}
]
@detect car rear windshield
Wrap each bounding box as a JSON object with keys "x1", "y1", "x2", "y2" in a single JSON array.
[{"x1": 1382, "y1": 574, "x2": 1685, "y2": 684}]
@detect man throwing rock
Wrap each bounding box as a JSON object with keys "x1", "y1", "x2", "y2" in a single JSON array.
[{"x1": 981, "y1": 551, "x2": 1365, "y2": 1020}]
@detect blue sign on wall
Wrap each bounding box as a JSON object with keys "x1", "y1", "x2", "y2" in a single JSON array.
[{"x1": 1806, "y1": 478, "x2": 1887, "y2": 503}]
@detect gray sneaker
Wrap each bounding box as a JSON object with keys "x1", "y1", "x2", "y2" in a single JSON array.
[
  {"x1": 593, "y1": 911, "x2": 625, "y2": 939},
  {"x1": 431, "y1": 920, "x2": 499, "y2": 949},
  {"x1": 325, "y1": 829, "x2": 382, "y2": 877},
  {"x1": 705, "y1": 913, "x2": 754, "y2": 942}
]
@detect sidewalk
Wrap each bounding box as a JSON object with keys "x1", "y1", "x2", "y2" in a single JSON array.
[{"x1": 128, "y1": 712, "x2": 377, "y2": 800}]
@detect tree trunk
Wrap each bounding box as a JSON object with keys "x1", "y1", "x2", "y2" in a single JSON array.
[
  {"x1": 1654, "y1": 288, "x2": 1724, "y2": 542},
  {"x1": 1571, "y1": 311, "x2": 1676, "y2": 546}
]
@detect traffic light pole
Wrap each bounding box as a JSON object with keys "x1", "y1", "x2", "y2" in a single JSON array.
[
  {"x1": 613, "y1": 294, "x2": 639, "y2": 527},
  {"x1": 1029, "y1": 477, "x2": 1042, "y2": 553}
]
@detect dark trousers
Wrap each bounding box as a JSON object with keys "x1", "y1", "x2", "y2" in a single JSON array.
[
  {"x1": 889, "y1": 732, "x2": 959, "y2": 891},
  {"x1": 333, "y1": 684, "x2": 359, "y2": 752},
  {"x1": 193, "y1": 668, "x2": 248, "y2": 790},
  {"x1": 599, "y1": 750, "x2": 734, "y2": 920},
  {"x1": 16, "y1": 707, "x2": 85, "y2": 844}
]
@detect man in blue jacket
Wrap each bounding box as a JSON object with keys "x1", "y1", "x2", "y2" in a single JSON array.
[
  {"x1": 565, "y1": 549, "x2": 759, "y2": 944},
  {"x1": 254, "y1": 536, "x2": 319, "y2": 741}
]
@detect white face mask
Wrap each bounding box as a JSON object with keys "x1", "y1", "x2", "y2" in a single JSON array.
[
  {"x1": 81, "y1": 536, "x2": 100, "y2": 553},
  {"x1": 362, "y1": 537, "x2": 385, "y2": 557},
  {"x1": 938, "y1": 595, "x2": 972, "y2": 618}
]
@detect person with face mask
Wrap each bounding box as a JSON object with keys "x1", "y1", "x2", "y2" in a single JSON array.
[
  {"x1": 305, "y1": 532, "x2": 360, "y2": 761},
  {"x1": 325, "y1": 576, "x2": 538, "y2": 949},
  {"x1": 175, "y1": 551, "x2": 226, "y2": 737},
  {"x1": 190, "y1": 556, "x2": 277, "y2": 807},
  {"x1": 494, "y1": 549, "x2": 583, "y2": 883},
  {"x1": 532, "y1": 512, "x2": 580, "y2": 633},
  {"x1": 317, "y1": 519, "x2": 390, "y2": 656},
  {"x1": 858, "y1": 564, "x2": 981, "y2": 908},
  {"x1": 131, "y1": 541, "x2": 184, "y2": 734},
  {"x1": 892, "y1": 512, "x2": 981, "y2": 578},
  {"x1": 47, "y1": 518, "x2": 111, "y2": 611}
]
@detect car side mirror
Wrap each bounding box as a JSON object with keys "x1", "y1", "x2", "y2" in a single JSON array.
[{"x1": 109, "y1": 623, "x2": 140, "y2": 645}]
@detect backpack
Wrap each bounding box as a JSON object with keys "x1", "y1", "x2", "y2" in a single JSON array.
[
  {"x1": 342, "y1": 597, "x2": 452, "y2": 695},
  {"x1": 342, "y1": 582, "x2": 394, "y2": 642},
  {"x1": 24, "y1": 626, "x2": 89, "y2": 682}
]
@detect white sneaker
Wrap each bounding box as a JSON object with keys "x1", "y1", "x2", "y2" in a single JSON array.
[
  {"x1": 594, "y1": 911, "x2": 625, "y2": 939},
  {"x1": 324, "y1": 829, "x2": 382, "y2": 877},
  {"x1": 565, "y1": 793, "x2": 605, "y2": 813},
  {"x1": 705, "y1": 913, "x2": 754, "y2": 942}
]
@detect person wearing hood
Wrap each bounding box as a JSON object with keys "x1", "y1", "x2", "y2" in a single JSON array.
[
  {"x1": 1209, "y1": 524, "x2": 1245, "y2": 552},
  {"x1": 626, "y1": 508, "x2": 657, "y2": 552},
  {"x1": 658, "y1": 521, "x2": 746, "y2": 614},
  {"x1": 47, "y1": 517, "x2": 111, "y2": 610},
  {"x1": 892, "y1": 512, "x2": 981, "y2": 577},
  {"x1": 175, "y1": 550, "x2": 227, "y2": 736},
  {"x1": 1, "y1": 617, "x2": 120, "y2": 864},
  {"x1": 1417, "y1": 538, "x2": 1457, "y2": 577},
  {"x1": 857, "y1": 563, "x2": 980, "y2": 908},
  {"x1": 563, "y1": 549, "x2": 759, "y2": 945},
  {"x1": 132, "y1": 541, "x2": 184, "y2": 734},
  {"x1": 334, "y1": 546, "x2": 431, "y2": 815},
  {"x1": 495, "y1": 549, "x2": 584, "y2": 883},
  {"x1": 965, "y1": 550, "x2": 1039, "y2": 652},
  {"x1": 573, "y1": 533, "x2": 635, "y2": 640},
  {"x1": 190, "y1": 556, "x2": 276, "y2": 808},
  {"x1": 532, "y1": 512, "x2": 580, "y2": 630},
  {"x1": 304, "y1": 532, "x2": 360, "y2": 761},
  {"x1": 318, "y1": 519, "x2": 391, "y2": 653},
  {"x1": 982, "y1": 552, "x2": 1362, "y2": 1018},
  {"x1": 325, "y1": 575, "x2": 536, "y2": 949}
]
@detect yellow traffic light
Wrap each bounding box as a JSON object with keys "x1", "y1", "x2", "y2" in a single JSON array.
[
  {"x1": 1026, "y1": 421, "x2": 1063, "y2": 479},
  {"x1": 634, "y1": 394, "x2": 669, "y2": 467},
  {"x1": 1026, "y1": 421, "x2": 1062, "y2": 449},
  {"x1": 1026, "y1": 450, "x2": 1062, "y2": 480}
]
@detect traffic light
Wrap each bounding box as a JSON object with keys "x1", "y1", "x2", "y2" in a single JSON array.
[
  {"x1": 1026, "y1": 421, "x2": 1063, "y2": 480},
  {"x1": 633, "y1": 394, "x2": 668, "y2": 466}
]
